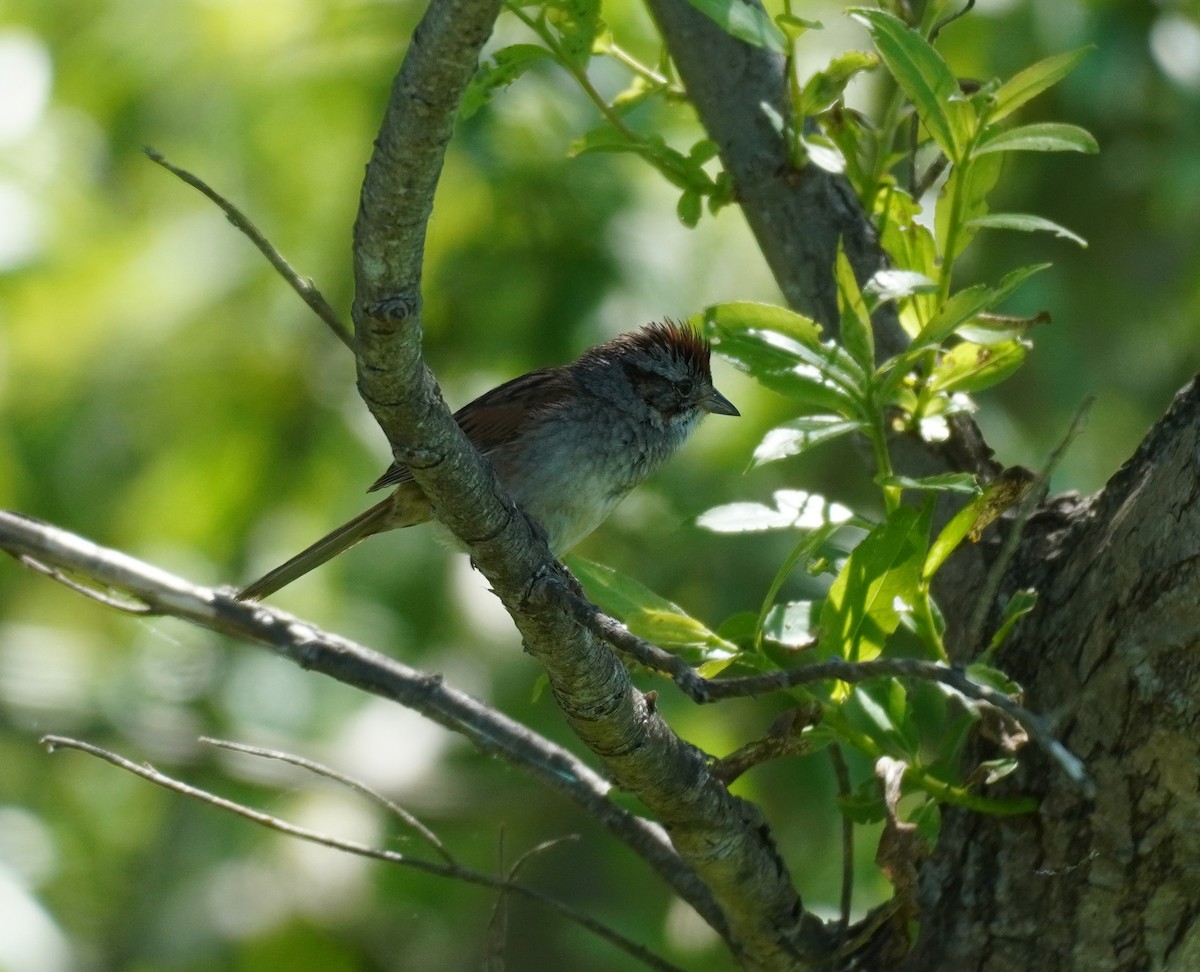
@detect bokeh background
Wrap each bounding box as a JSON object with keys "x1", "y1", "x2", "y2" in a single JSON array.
[{"x1": 1, "y1": 1, "x2": 1197, "y2": 970}]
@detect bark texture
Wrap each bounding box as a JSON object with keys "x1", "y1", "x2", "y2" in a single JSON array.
[{"x1": 903, "y1": 377, "x2": 1200, "y2": 971}]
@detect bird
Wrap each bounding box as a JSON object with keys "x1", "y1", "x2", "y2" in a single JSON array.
[{"x1": 237, "y1": 321, "x2": 738, "y2": 600}]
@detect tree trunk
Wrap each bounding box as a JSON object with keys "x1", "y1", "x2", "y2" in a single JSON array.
[{"x1": 904, "y1": 377, "x2": 1200, "y2": 971}]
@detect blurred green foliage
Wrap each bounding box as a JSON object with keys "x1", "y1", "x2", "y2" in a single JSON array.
[{"x1": 1, "y1": 1, "x2": 1198, "y2": 970}]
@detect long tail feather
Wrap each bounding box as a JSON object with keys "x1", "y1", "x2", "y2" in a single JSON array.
[{"x1": 237, "y1": 498, "x2": 394, "y2": 601}]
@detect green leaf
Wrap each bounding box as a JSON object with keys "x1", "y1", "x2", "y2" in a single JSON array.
[
  {"x1": 696, "y1": 303, "x2": 870, "y2": 413},
  {"x1": 677, "y1": 189, "x2": 702, "y2": 227},
  {"x1": 986, "y1": 588, "x2": 1038, "y2": 654},
  {"x1": 923, "y1": 471, "x2": 1036, "y2": 579},
  {"x1": 835, "y1": 245, "x2": 875, "y2": 370},
  {"x1": 818, "y1": 503, "x2": 932, "y2": 662},
  {"x1": 697, "y1": 489, "x2": 855, "y2": 534},
  {"x1": 849, "y1": 7, "x2": 972, "y2": 162},
  {"x1": 543, "y1": 0, "x2": 604, "y2": 64},
  {"x1": 964, "y1": 662, "x2": 1023, "y2": 697},
  {"x1": 967, "y1": 213, "x2": 1088, "y2": 247},
  {"x1": 797, "y1": 49, "x2": 880, "y2": 116},
  {"x1": 462, "y1": 44, "x2": 553, "y2": 119},
  {"x1": 865, "y1": 269, "x2": 937, "y2": 304},
  {"x1": 685, "y1": 0, "x2": 787, "y2": 53},
  {"x1": 914, "y1": 263, "x2": 1049, "y2": 348},
  {"x1": 752, "y1": 415, "x2": 865, "y2": 467},
  {"x1": 878, "y1": 473, "x2": 981, "y2": 495},
  {"x1": 976, "y1": 122, "x2": 1099, "y2": 156},
  {"x1": 696, "y1": 300, "x2": 824, "y2": 347},
  {"x1": 568, "y1": 558, "x2": 736, "y2": 657},
  {"x1": 990, "y1": 46, "x2": 1093, "y2": 123},
  {"x1": 929, "y1": 339, "x2": 1027, "y2": 395},
  {"x1": 762, "y1": 601, "x2": 820, "y2": 648}
]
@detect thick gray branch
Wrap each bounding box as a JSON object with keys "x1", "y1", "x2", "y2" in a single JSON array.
[{"x1": 346, "y1": 0, "x2": 829, "y2": 965}]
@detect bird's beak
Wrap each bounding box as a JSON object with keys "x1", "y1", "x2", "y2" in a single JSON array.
[{"x1": 698, "y1": 386, "x2": 740, "y2": 417}]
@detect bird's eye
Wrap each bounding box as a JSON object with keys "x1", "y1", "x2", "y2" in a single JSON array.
[{"x1": 674, "y1": 376, "x2": 697, "y2": 398}]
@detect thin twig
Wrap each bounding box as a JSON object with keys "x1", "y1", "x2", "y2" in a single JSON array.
[
  {"x1": 542, "y1": 575, "x2": 1093, "y2": 796},
  {"x1": 41, "y1": 735, "x2": 685, "y2": 972},
  {"x1": 829, "y1": 744, "x2": 854, "y2": 943},
  {"x1": 144, "y1": 147, "x2": 354, "y2": 351},
  {"x1": 964, "y1": 396, "x2": 1095, "y2": 653},
  {"x1": 200, "y1": 736, "x2": 455, "y2": 865},
  {"x1": 17, "y1": 553, "x2": 153, "y2": 614}
]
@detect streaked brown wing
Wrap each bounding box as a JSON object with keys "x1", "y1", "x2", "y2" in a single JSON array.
[{"x1": 368, "y1": 366, "x2": 575, "y2": 492}]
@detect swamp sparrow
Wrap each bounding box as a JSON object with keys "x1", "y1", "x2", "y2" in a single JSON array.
[{"x1": 238, "y1": 321, "x2": 738, "y2": 600}]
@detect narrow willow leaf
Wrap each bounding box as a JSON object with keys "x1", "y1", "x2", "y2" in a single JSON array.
[
  {"x1": 914, "y1": 263, "x2": 1049, "y2": 348},
  {"x1": 924, "y1": 470, "x2": 1036, "y2": 579},
  {"x1": 849, "y1": 8, "x2": 972, "y2": 162},
  {"x1": 698, "y1": 489, "x2": 855, "y2": 534},
  {"x1": 752, "y1": 416, "x2": 865, "y2": 466},
  {"x1": 569, "y1": 557, "x2": 736, "y2": 655},
  {"x1": 878, "y1": 473, "x2": 981, "y2": 495},
  {"x1": 685, "y1": 0, "x2": 787, "y2": 53},
  {"x1": 818, "y1": 504, "x2": 932, "y2": 662},
  {"x1": 696, "y1": 300, "x2": 824, "y2": 347},
  {"x1": 976, "y1": 122, "x2": 1099, "y2": 156},
  {"x1": 987, "y1": 588, "x2": 1038, "y2": 653},
  {"x1": 990, "y1": 46, "x2": 1093, "y2": 123},
  {"x1": 967, "y1": 213, "x2": 1087, "y2": 247},
  {"x1": 929, "y1": 339, "x2": 1027, "y2": 395},
  {"x1": 866, "y1": 269, "x2": 937, "y2": 304},
  {"x1": 964, "y1": 662, "x2": 1023, "y2": 697},
  {"x1": 762, "y1": 601, "x2": 820, "y2": 648},
  {"x1": 835, "y1": 246, "x2": 875, "y2": 370}
]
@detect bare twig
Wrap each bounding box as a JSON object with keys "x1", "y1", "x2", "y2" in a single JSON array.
[
  {"x1": 144, "y1": 147, "x2": 354, "y2": 351},
  {"x1": 200, "y1": 736, "x2": 455, "y2": 865},
  {"x1": 0, "y1": 510, "x2": 721, "y2": 929},
  {"x1": 829, "y1": 744, "x2": 854, "y2": 943},
  {"x1": 964, "y1": 396, "x2": 1095, "y2": 652},
  {"x1": 41, "y1": 735, "x2": 683, "y2": 972}
]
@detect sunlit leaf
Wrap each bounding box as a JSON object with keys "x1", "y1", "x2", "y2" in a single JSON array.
[
  {"x1": 685, "y1": 0, "x2": 787, "y2": 53},
  {"x1": 924, "y1": 469, "x2": 1037, "y2": 578},
  {"x1": 878, "y1": 473, "x2": 981, "y2": 495},
  {"x1": 818, "y1": 504, "x2": 932, "y2": 661},
  {"x1": 752, "y1": 415, "x2": 865, "y2": 466},
  {"x1": 462, "y1": 44, "x2": 553, "y2": 119},
  {"x1": 929, "y1": 339, "x2": 1027, "y2": 395},
  {"x1": 986, "y1": 589, "x2": 1038, "y2": 654},
  {"x1": 569, "y1": 558, "x2": 736, "y2": 657},
  {"x1": 967, "y1": 213, "x2": 1087, "y2": 247},
  {"x1": 697, "y1": 489, "x2": 855, "y2": 533},
  {"x1": 798, "y1": 49, "x2": 880, "y2": 116},
  {"x1": 762, "y1": 600, "x2": 820, "y2": 648}
]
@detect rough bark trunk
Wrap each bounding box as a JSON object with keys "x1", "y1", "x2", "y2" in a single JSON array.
[{"x1": 903, "y1": 377, "x2": 1200, "y2": 971}]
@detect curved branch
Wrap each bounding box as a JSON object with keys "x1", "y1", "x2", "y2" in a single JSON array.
[
  {"x1": 343, "y1": 0, "x2": 832, "y2": 965},
  {"x1": 0, "y1": 510, "x2": 720, "y2": 931}
]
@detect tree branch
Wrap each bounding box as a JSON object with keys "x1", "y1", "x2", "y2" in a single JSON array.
[
  {"x1": 341, "y1": 0, "x2": 833, "y2": 965},
  {"x1": 0, "y1": 510, "x2": 721, "y2": 932},
  {"x1": 41, "y1": 735, "x2": 685, "y2": 972}
]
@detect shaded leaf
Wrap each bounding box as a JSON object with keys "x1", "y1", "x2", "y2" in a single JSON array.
[
  {"x1": 850, "y1": 8, "x2": 972, "y2": 162},
  {"x1": 990, "y1": 46, "x2": 1093, "y2": 123},
  {"x1": 462, "y1": 45, "x2": 554, "y2": 119},
  {"x1": 976, "y1": 122, "x2": 1099, "y2": 156},
  {"x1": 913, "y1": 263, "x2": 1049, "y2": 349},
  {"x1": 836, "y1": 245, "x2": 875, "y2": 370},
  {"x1": 878, "y1": 473, "x2": 981, "y2": 495}
]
